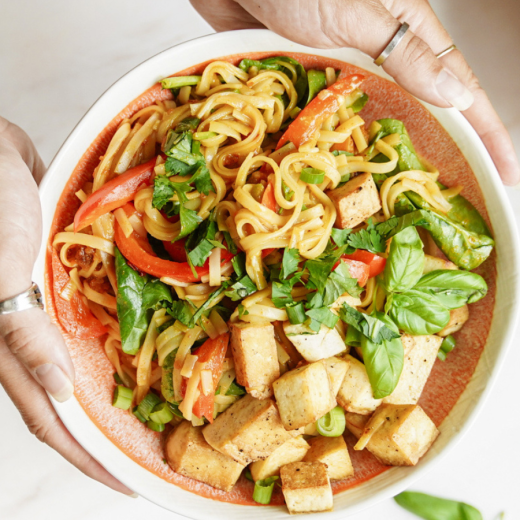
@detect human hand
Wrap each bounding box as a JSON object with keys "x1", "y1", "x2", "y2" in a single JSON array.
[
  {"x1": 0, "y1": 116, "x2": 134, "y2": 496},
  {"x1": 190, "y1": 0, "x2": 520, "y2": 186}
]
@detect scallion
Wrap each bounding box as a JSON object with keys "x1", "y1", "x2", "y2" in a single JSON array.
[
  {"x1": 316, "y1": 406, "x2": 346, "y2": 437},
  {"x1": 112, "y1": 385, "x2": 133, "y2": 410},
  {"x1": 147, "y1": 420, "x2": 165, "y2": 433},
  {"x1": 193, "y1": 131, "x2": 217, "y2": 141},
  {"x1": 136, "y1": 392, "x2": 163, "y2": 422},
  {"x1": 113, "y1": 372, "x2": 124, "y2": 385},
  {"x1": 441, "y1": 335, "x2": 456, "y2": 353},
  {"x1": 149, "y1": 402, "x2": 174, "y2": 424},
  {"x1": 252, "y1": 476, "x2": 279, "y2": 504},
  {"x1": 160, "y1": 75, "x2": 201, "y2": 89},
  {"x1": 300, "y1": 167, "x2": 325, "y2": 185},
  {"x1": 132, "y1": 406, "x2": 147, "y2": 423},
  {"x1": 286, "y1": 302, "x2": 307, "y2": 324}
]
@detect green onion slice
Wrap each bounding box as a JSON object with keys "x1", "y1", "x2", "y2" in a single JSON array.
[
  {"x1": 253, "y1": 476, "x2": 279, "y2": 504},
  {"x1": 440, "y1": 335, "x2": 456, "y2": 354},
  {"x1": 300, "y1": 167, "x2": 325, "y2": 185},
  {"x1": 132, "y1": 406, "x2": 147, "y2": 423},
  {"x1": 136, "y1": 392, "x2": 162, "y2": 422},
  {"x1": 147, "y1": 420, "x2": 165, "y2": 433},
  {"x1": 193, "y1": 131, "x2": 217, "y2": 141},
  {"x1": 113, "y1": 372, "x2": 124, "y2": 385},
  {"x1": 149, "y1": 402, "x2": 174, "y2": 424},
  {"x1": 316, "y1": 406, "x2": 346, "y2": 437},
  {"x1": 112, "y1": 385, "x2": 133, "y2": 410},
  {"x1": 437, "y1": 349, "x2": 447, "y2": 362},
  {"x1": 160, "y1": 75, "x2": 201, "y2": 89}
]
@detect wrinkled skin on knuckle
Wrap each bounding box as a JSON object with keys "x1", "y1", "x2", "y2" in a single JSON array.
[{"x1": 2, "y1": 320, "x2": 41, "y2": 361}]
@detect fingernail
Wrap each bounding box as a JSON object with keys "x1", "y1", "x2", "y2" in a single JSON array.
[
  {"x1": 435, "y1": 68, "x2": 474, "y2": 111},
  {"x1": 34, "y1": 364, "x2": 74, "y2": 402},
  {"x1": 129, "y1": 493, "x2": 139, "y2": 499}
]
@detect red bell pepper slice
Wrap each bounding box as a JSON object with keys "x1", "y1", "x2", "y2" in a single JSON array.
[
  {"x1": 74, "y1": 158, "x2": 156, "y2": 232},
  {"x1": 191, "y1": 333, "x2": 230, "y2": 423},
  {"x1": 342, "y1": 250, "x2": 387, "y2": 278},
  {"x1": 276, "y1": 74, "x2": 365, "y2": 150},
  {"x1": 51, "y1": 249, "x2": 107, "y2": 339},
  {"x1": 334, "y1": 257, "x2": 370, "y2": 287},
  {"x1": 114, "y1": 203, "x2": 234, "y2": 282},
  {"x1": 162, "y1": 238, "x2": 187, "y2": 262}
]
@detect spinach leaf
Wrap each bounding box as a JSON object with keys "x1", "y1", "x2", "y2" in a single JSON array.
[
  {"x1": 389, "y1": 289, "x2": 451, "y2": 335},
  {"x1": 338, "y1": 303, "x2": 400, "y2": 344},
  {"x1": 394, "y1": 491, "x2": 483, "y2": 520},
  {"x1": 350, "y1": 92, "x2": 369, "y2": 113},
  {"x1": 115, "y1": 248, "x2": 172, "y2": 355},
  {"x1": 185, "y1": 219, "x2": 219, "y2": 267},
  {"x1": 414, "y1": 269, "x2": 488, "y2": 309},
  {"x1": 382, "y1": 226, "x2": 425, "y2": 293},
  {"x1": 323, "y1": 260, "x2": 363, "y2": 306},
  {"x1": 347, "y1": 218, "x2": 386, "y2": 254},
  {"x1": 380, "y1": 209, "x2": 494, "y2": 271},
  {"x1": 167, "y1": 300, "x2": 193, "y2": 327},
  {"x1": 231, "y1": 253, "x2": 247, "y2": 278},
  {"x1": 281, "y1": 248, "x2": 301, "y2": 279},
  {"x1": 305, "y1": 69, "x2": 327, "y2": 105}
]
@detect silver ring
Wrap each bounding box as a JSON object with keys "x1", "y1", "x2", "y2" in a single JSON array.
[
  {"x1": 0, "y1": 283, "x2": 44, "y2": 315},
  {"x1": 374, "y1": 22, "x2": 410, "y2": 66},
  {"x1": 436, "y1": 44, "x2": 457, "y2": 59}
]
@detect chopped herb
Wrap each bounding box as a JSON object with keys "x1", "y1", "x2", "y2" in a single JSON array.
[
  {"x1": 330, "y1": 228, "x2": 352, "y2": 247},
  {"x1": 231, "y1": 252, "x2": 247, "y2": 278},
  {"x1": 281, "y1": 248, "x2": 301, "y2": 279},
  {"x1": 225, "y1": 276, "x2": 257, "y2": 301},
  {"x1": 238, "y1": 303, "x2": 249, "y2": 318},
  {"x1": 305, "y1": 306, "x2": 339, "y2": 329},
  {"x1": 323, "y1": 260, "x2": 363, "y2": 306},
  {"x1": 347, "y1": 218, "x2": 386, "y2": 254},
  {"x1": 300, "y1": 167, "x2": 325, "y2": 185},
  {"x1": 286, "y1": 302, "x2": 307, "y2": 324},
  {"x1": 223, "y1": 231, "x2": 238, "y2": 254}
]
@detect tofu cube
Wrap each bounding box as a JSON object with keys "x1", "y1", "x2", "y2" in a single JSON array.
[
  {"x1": 281, "y1": 461, "x2": 333, "y2": 514},
  {"x1": 438, "y1": 305, "x2": 469, "y2": 337},
  {"x1": 423, "y1": 254, "x2": 458, "y2": 274},
  {"x1": 344, "y1": 412, "x2": 370, "y2": 438},
  {"x1": 273, "y1": 361, "x2": 337, "y2": 430},
  {"x1": 283, "y1": 322, "x2": 346, "y2": 362},
  {"x1": 203, "y1": 394, "x2": 292, "y2": 465},
  {"x1": 303, "y1": 435, "x2": 354, "y2": 481},
  {"x1": 337, "y1": 355, "x2": 382, "y2": 414},
  {"x1": 357, "y1": 403, "x2": 439, "y2": 466},
  {"x1": 165, "y1": 421, "x2": 245, "y2": 492},
  {"x1": 383, "y1": 334, "x2": 442, "y2": 405},
  {"x1": 250, "y1": 436, "x2": 310, "y2": 481},
  {"x1": 230, "y1": 322, "x2": 280, "y2": 399},
  {"x1": 320, "y1": 356, "x2": 350, "y2": 396},
  {"x1": 328, "y1": 172, "x2": 381, "y2": 229}
]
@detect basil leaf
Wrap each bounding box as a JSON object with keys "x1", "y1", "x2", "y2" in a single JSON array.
[
  {"x1": 414, "y1": 270, "x2": 488, "y2": 309},
  {"x1": 167, "y1": 300, "x2": 193, "y2": 328},
  {"x1": 305, "y1": 256, "x2": 337, "y2": 294},
  {"x1": 323, "y1": 260, "x2": 363, "y2": 306},
  {"x1": 115, "y1": 248, "x2": 172, "y2": 354},
  {"x1": 190, "y1": 162, "x2": 213, "y2": 196},
  {"x1": 186, "y1": 219, "x2": 218, "y2": 267},
  {"x1": 390, "y1": 290, "x2": 451, "y2": 335},
  {"x1": 394, "y1": 491, "x2": 483, "y2": 520},
  {"x1": 382, "y1": 226, "x2": 424, "y2": 293},
  {"x1": 281, "y1": 248, "x2": 301, "y2": 279},
  {"x1": 306, "y1": 306, "x2": 339, "y2": 329},
  {"x1": 339, "y1": 303, "x2": 400, "y2": 344}
]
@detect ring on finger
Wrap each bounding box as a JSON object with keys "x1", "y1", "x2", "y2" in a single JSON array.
[
  {"x1": 436, "y1": 44, "x2": 457, "y2": 59},
  {"x1": 374, "y1": 22, "x2": 410, "y2": 66}
]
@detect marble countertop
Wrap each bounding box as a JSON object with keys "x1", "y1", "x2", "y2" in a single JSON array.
[{"x1": 0, "y1": 1, "x2": 519, "y2": 518}]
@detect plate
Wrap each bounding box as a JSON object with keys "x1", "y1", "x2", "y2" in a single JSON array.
[{"x1": 33, "y1": 29, "x2": 520, "y2": 518}]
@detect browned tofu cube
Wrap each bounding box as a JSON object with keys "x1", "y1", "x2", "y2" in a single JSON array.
[
  {"x1": 203, "y1": 394, "x2": 292, "y2": 465},
  {"x1": 165, "y1": 421, "x2": 245, "y2": 492},
  {"x1": 383, "y1": 334, "x2": 442, "y2": 405},
  {"x1": 273, "y1": 362, "x2": 336, "y2": 430},
  {"x1": 328, "y1": 172, "x2": 381, "y2": 229},
  {"x1": 230, "y1": 322, "x2": 280, "y2": 399},
  {"x1": 438, "y1": 305, "x2": 469, "y2": 337},
  {"x1": 250, "y1": 436, "x2": 310, "y2": 481},
  {"x1": 303, "y1": 435, "x2": 354, "y2": 481},
  {"x1": 344, "y1": 412, "x2": 370, "y2": 438},
  {"x1": 281, "y1": 461, "x2": 333, "y2": 514},
  {"x1": 355, "y1": 403, "x2": 439, "y2": 466},
  {"x1": 320, "y1": 356, "x2": 349, "y2": 396},
  {"x1": 337, "y1": 355, "x2": 382, "y2": 414}
]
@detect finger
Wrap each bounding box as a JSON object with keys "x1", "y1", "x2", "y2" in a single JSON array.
[
  {"x1": 384, "y1": 0, "x2": 520, "y2": 185},
  {"x1": 0, "y1": 339, "x2": 134, "y2": 496},
  {"x1": 0, "y1": 308, "x2": 75, "y2": 403},
  {"x1": 189, "y1": 0, "x2": 265, "y2": 32},
  {"x1": 0, "y1": 115, "x2": 46, "y2": 183}
]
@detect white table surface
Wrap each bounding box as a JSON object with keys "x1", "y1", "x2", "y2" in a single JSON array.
[{"x1": 0, "y1": 1, "x2": 519, "y2": 518}]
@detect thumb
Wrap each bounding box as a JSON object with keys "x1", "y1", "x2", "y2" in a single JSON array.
[
  {"x1": 378, "y1": 24, "x2": 474, "y2": 112},
  {"x1": 0, "y1": 308, "x2": 75, "y2": 402}
]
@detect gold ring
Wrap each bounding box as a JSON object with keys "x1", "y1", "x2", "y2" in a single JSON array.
[{"x1": 436, "y1": 44, "x2": 457, "y2": 59}]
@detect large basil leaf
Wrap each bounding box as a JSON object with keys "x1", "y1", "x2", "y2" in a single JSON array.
[
  {"x1": 361, "y1": 312, "x2": 403, "y2": 399},
  {"x1": 394, "y1": 491, "x2": 483, "y2": 520},
  {"x1": 379, "y1": 209, "x2": 494, "y2": 271},
  {"x1": 382, "y1": 226, "x2": 425, "y2": 293},
  {"x1": 115, "y1": 248, "x2": 172, "y2": 354},
  {"x1": 389, "y1": 289, "x2": 450, "y2": 335},
  {"x1": 414, "y1": 269, "x2": 488, "y2": 309}
]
